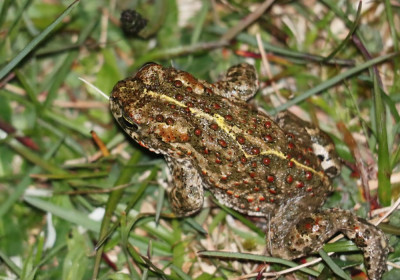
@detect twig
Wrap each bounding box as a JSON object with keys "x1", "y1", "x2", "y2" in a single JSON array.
[{"x1": 220, "y1": 0, "x2": 275, "y2": 42}]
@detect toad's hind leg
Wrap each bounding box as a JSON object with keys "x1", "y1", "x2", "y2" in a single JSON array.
[
  {"x1": 275, "y1": 111, "x2": 341, "y2": 178},
  {"x1": 165, "y1": 157, "x2": 204, "y2": 217},
  {"x1": 213, "y1": 63, "x2": 259, "y2": 101},
  {"x1": 268, "y1": 209, "x2": 389, "y2": 280}
]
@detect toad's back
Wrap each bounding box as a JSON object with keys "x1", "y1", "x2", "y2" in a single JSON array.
[{"x1": 110, "y1": 63, "x2": 331, "y2": 217}]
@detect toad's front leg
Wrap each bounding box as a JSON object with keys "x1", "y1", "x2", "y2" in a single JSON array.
[
  {"x1": 165, "y1": 157, "x2": 204, "y2": 217},
  {"x1": 268, "y1": 209, "x2": 389, "y2": 280}
]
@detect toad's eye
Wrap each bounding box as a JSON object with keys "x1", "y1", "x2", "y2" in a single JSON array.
[
  {"x1": 120, "y1": 112, "x2": 138, "y2": 131},
  {"x1": 138, "y1": 62, "x2": 158, "y2": 71}
]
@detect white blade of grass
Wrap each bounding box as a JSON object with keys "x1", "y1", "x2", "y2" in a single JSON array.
[{"x1": 79, "y1": 77, "x2": 109, "y2": 100}]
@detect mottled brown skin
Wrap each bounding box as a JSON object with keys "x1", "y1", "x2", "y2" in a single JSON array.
[{"x1": 110, "y1": 62, "x2": 389, "y2": 279}]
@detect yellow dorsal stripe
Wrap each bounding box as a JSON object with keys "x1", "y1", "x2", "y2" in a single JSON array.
[{"x1": 145, "y1": 90, "x2": 324, "y2": 178}]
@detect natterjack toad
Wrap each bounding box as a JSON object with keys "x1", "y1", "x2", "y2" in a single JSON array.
[{"x1": 110, "y1": 62, "x2": 389, "y2": 279}]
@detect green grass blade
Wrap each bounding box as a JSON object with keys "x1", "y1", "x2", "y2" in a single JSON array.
[
  {"x1": 208, "y1": 25, "x2": 354, "y2": 66},
  {"x1": 190, "y1": 1, "x2": 209, "y2": 45},
  {"x1": 199, "y1": 250, "x2": 319, "y2": 277},
  {"x1": 170, "y1": 265, "x2": 191, "y2": 280},
  {"x1": 323, "y1": 1, "x2": 361, "y2": 62},
  {"x1": 373, "y1": 75, "x2": 392, "y2": 205},
  {"x1": 32, "y1": 171, "x2": 109, "y2": 180},
  {"x1": 0, "y1": 138, "x2": 63, "y2": 217},
  {"x1": 0, "y1": 249, "x2": 22, "y2": 277},
  {"x1": 273, "y1": 52, "x2": 398, "y2": 113},
  {"x1": 384, "y1": 0, "x2": 400, "y2": 93},
  {"x1": 93, "y1": 152, "x2": 142, "y2": 279},
  {"x1": 0, "y1": 0, "x2": 32, "y2": 53},
  {"x1": 384, "y1": 0, "x2": 399, "y2": 52},
  {"x1": 14, "y1": 70, "x2": 40, "y2": 107},
  {"x1": 0, "y1": 0, "x2": 80, "y2": 80},
  {"x1": 391, "y1": 146, "x2": 400, "y2": 170},
  {"x1": 21, "y1": 244, "x2": 36, "y2": 280},
  {"x1": 0, "y1": 0, "x2": 13, "y2": 27},
  {"x1": 155, "y1": 184, "x2": 165, "y2": 224},
  {"x1": 318, "y1": 249, "x2": 351, "y2": 280},
  {"x1": 42, "y1": 110, "x2": 92, "y2": 137},
  {"x1": 43, "y1": 13, "x2": 97, "y2": 108},
  {"x1": 6, "y1": 139, "x2": 64, "y2": 174},
  {"x1": 23, "y1": 196, "x2": 100, "y2": 232},
  {"x1": 212, "y1": 197, "x2": 264, "y2": 237}
]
